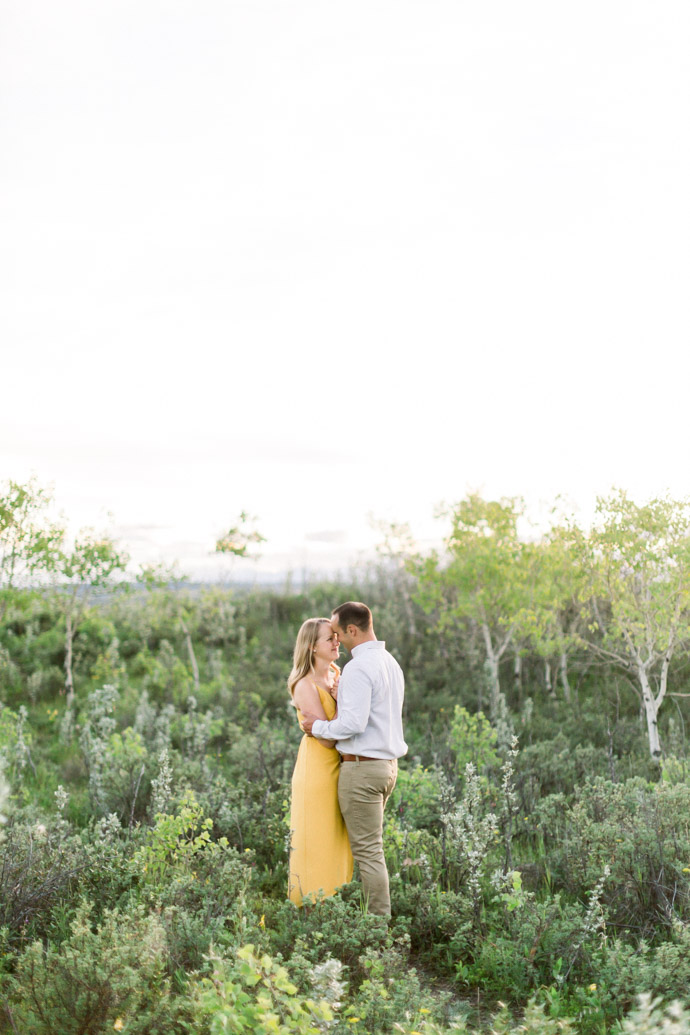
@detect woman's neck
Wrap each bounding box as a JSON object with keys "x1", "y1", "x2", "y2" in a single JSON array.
[{"x1": 311, "y1": 660, "x2": 332, "y2": 684}]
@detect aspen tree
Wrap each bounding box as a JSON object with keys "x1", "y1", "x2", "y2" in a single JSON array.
[{"x1": 579, "y1": 491, "x2": 690, "y2": 760}]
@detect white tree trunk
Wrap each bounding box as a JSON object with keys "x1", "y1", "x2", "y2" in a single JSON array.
[
  {"x1": 181, "y1": 617, "x2": 200, "y2": 693},
  {"x1": 638, "y1": 664, "x2": 662, "y2": 760},
  {"x1": 514, "y1": 654, "x2": 521, "y2": 695},
  {"x1": 481, "y1": 622, "x2": 501, "y2": 718},
  {"x1": 559, "y1": 651, "x2": 572, "y2": 703},
  {"x1": 64, "y1": 611, "x2": 75, "y2": 708}
]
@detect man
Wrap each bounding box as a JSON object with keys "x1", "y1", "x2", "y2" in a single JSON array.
[{"x1": 300, "y1": 601, "x2": 407, "y2": 917}]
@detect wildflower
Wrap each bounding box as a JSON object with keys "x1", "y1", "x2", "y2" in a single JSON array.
[
  {"x1": 54, "y1": 785, "x2": 69, "y2": 815},
  {"x1": 420, "y1": 1007, "x2": 431, "y2": 1013},
  {"x1": 589, "y1": 984, "x2": 597, "y2": 991},
  {"x1": 259, "y1": 914, "x2": 265, "y2": 927},
  {"x1": 683, "y1": 868, "x2": 690, "y2": 873},
  {"x1": 151, "y1": 748, "x2": 173, "y2": 816},
  {"x1": 348, "y1": 1020, "x2": 360, "y2": 1024},
  {"x1": 113, "y1": 1020, "x2": 125, "y2": 1031}
]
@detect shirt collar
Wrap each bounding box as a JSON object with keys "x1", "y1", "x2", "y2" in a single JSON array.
[{"x1": 351, "y1": 640, "x2": 385, "y2": 657}]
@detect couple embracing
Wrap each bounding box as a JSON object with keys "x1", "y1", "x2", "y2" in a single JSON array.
[{"x1": 287, "y1": 601, "x2": 407, "y2": 917}]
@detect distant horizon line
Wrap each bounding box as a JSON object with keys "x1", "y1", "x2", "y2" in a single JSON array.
[{"x1": 10, "y1": 563, "x2": 388, "y2": 595}]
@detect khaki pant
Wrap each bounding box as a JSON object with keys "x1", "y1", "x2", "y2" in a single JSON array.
[{"x1": 338, "y1": 759, "x2": 398, "y2": 916}]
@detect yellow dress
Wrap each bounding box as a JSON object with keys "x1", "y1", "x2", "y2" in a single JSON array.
[{"x1": 288, "y1": 683, "x2": 354, "y2": 906}]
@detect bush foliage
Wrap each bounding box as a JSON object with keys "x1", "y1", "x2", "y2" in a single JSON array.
[{"x1": 4, "y1": 488, "x2": 690, "y2": 1031}]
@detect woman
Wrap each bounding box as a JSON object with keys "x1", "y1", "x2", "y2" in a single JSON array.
[{"x1": 287, "y1": 617, "x2": 353, "y2": 906}]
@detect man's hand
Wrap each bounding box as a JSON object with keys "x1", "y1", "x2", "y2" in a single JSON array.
[{"x1": 300, "y1": 712, "x2": 319, "y2": 736}]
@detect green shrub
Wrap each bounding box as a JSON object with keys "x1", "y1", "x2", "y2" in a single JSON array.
[
  {"x1": 264, "y1": 891, "x2": 392, "y2": 979},
  {"x1": 615, "y1": 994, "x2": 690, "y2": 1035},
  {"x1": 390, "y1": 761, "x2": 444, "y2": 831},
  {"x1": 0, "y1": 817, "x2": 88, "y2": 946},
  {"x1": 598, "y1": 923, "x2": 690, "y2": 1010},
  {"x1": 0, "y1": 899, "x2": 185, "y2": 1035},
  {"x1": 517, "y1": 735, "x2": 610, "y2": 808},
  {"x1": 341, "y1": 944, "x2": 450, "y2": 1034},
  {"x1": 449, "y1": 707, "x2": 500, "y2": 779},
  {"x1": 533, "y1": 777, "x2": 690, "y2": 933},
  {"x1": 0, "y1": 703, "x2": 33, "y2": 779},
  {"x1": 134, "y1": 789, "x2": 230, "y2": 883},
  {"x1": 188, "y1": 943, "x2": 334, "y2": 1034}
]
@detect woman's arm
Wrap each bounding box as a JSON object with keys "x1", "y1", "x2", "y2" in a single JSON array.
[{"x1": 292, "y1": 678, "x2": 337, "y2": 748}]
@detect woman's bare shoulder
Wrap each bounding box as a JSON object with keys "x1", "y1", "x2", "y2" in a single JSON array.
[
  {"x1": 292, "y1": 677, "x2": 321, "y2": 709},
  {"x1": 293, "y1": 676, "x2": 315, "y2": 696}
]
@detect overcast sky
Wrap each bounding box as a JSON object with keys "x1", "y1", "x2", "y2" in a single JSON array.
[{"x1": 2, "y1": 0, "x2": 689, "y2": 578}]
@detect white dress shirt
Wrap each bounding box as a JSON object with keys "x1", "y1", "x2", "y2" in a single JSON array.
[{"x1": 311, "y1": 640, "x2": 407, "y2": 759}]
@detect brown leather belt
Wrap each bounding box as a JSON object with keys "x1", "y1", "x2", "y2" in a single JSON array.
[{"x1": 340, "y1": 754, "x2": 381, "y2": 762}]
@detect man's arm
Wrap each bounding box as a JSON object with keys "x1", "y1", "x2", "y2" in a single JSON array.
[{"x1": 301, "y1": 664, "x2": 372, "y2": 739}]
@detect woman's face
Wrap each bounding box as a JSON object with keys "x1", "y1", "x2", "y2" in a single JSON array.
[{"x1": 313, "y1": 623, "x2": 340, "y2": 665}]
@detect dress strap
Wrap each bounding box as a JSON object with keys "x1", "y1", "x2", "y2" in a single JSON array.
[{"x1": 311, "y1": 678, "x2": 334, "y2": 694}]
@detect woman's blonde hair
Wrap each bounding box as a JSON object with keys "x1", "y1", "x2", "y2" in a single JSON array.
[{"x1": 287, "y1": 617, "x2": 340, "y2": 698}]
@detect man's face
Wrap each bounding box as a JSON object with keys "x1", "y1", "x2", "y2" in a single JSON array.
[{"x1": 331, "y1": 616, "x2": 354, "y2": 652}]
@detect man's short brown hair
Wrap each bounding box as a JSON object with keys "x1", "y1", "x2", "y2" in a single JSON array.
[{"x1": 332, "y1": 601, "x2": 373, "y2": 632}]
